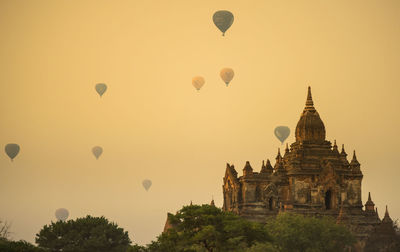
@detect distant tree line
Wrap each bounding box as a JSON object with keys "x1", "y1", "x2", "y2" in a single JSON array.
[{"x1": 1, "y1": 206, "x2": 399, "y2": 252}]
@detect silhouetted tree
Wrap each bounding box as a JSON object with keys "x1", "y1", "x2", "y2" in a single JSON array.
[
  {"x1": 0, "y1": 219, "x2": 11, "y2": 240},
  {"x1": 35, "y1": 215, "x2": 131, "y2": 252}
]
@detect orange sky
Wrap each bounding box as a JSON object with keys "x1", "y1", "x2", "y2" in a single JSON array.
[{"x1": 1, "y1": 0, "x2": 399, "y2": 245}]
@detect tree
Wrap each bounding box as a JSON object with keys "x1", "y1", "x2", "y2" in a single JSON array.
[
  {"x1": 148, "y1": 204, "x2": 273, "y2": 252},
  {"x1": 266, "y1": 213, "x2": 355, "y2": 252},
  {"x1": 128, "y1": 244, "x2": 148, "y2": 252},
  {"x1": 0, "y1": 219, "x2": 11, "y2": 240},
  {"x1": 35, "y1": 215, "x2": 131, "y2": 252},
  {"x1": 0, "y1": 239, "x2": 47, "y2": 252}
]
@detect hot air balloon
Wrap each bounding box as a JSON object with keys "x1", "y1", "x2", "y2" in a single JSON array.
[
  {"x1": 192, "y1": 76, "x2": 205, "y2": 91},
  {"x1": 5, "y1": 143, "x2": 20, "y2": 161},
  {"x1": 92, "y1": 146, "x2": 103, "y2": 160},
  {"x1": 220, "y1": 68, "x2": 234, "y2": 86},
  {"x1": 142, "y1": 179, "x2": 152, "y2": 191},
  {"x1": 55, "y1": 208, "x2": 69, "y2": 221},
  {"x1": 95, "y1": 83, "x2": 107, "y2": 97},
  {"x1": 274, "y1": 126, "x2": 290, "y2": 144},
  {"x1": 213, "y1": 10, "x2": 234, "y2": 36}
]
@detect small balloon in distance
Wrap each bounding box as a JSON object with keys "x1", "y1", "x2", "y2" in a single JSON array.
[
  {"x1": 192, "y1": 76, "x2": 205, "y2": 91},
  {"x1": 142, "y1": 179, "x2": 152, "y2": 191},
  {"x1": 220, "y1": 68, "x2": 234, "y2": 86},
  {"x1": 55, "y1": 208, "x2": 69, "y2": 222},
  {"x1": 213, "y1": 10, "x2": 234, "y2": 36},
  {"x1": 92, "y1": 146, "x2": 103, "y2": 159},
  {"x1": 5, "y1": 143, "x2": 20, "y2": 162},
  {"x1": 274, "y1": 126, "x2": 290, "y2": 144},
  {"x1": 95, "y1": 83, "x2": 107, "y2": 97}
]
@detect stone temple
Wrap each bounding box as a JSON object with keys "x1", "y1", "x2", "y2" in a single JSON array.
[{"x1": 222, "y1": 87, "x2": 397, "y2": 250}]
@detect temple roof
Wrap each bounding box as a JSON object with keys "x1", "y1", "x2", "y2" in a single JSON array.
[{"x1": 295, "y1": 87, "x2": 326, "y2": 143}]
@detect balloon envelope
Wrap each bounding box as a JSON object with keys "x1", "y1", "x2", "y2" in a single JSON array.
[
  {"x1": 142, "y1": 179, "x2": 152, "y2": 191},
  {"x1": 95, "y1": 83, "x2": 107, "y2": 97},
  {"x1": 92, "y1": 146, "x2": 103, "y2": 159},
  {"x1": 55, "y1": 208, "x2": 69, "y2": 221},
  {"x1": 5, "y1": 143, "x2": 20, "y2": 161},
  {"x1": 274, "y1": 126, "x2": 290, "y2": 144},
  {"x1": 213, "y1": 10, "x2": 234, "y2": 36},
  {"x1": 192, "y1": 76, "x2": 205, "y2": 91},
  {"x1": 220, "y1": 68, "x2": 234, "y2": 86}
]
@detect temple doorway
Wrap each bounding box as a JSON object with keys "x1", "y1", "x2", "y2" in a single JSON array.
[
  {"x1": 269, "y1": 197, "x2": 273, "y2": 210},
  {"x1": 325, "y1": 190, "x2": 332, "y2": 209}
]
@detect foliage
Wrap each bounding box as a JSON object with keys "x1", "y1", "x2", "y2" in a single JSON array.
[
  {"x1": 0, "y1": 238, "x2": 47, "y2": 252},
  {"x1": 141, "y1": 205, "x2": 358, "y2": 252},
  {"x1": 147, "y1": 204, "x2": 272, "y2": 252},
  {"x1": 128, "y1": 243, "x2": 148, "y2": 252},
  {"x1": 35, "y1": 215, "x2": 131, "y2": 252},
  {"x1": 394, "y1": 218, "x2": 400, "y2": 234},
  {"x1": 266, "y1": 212, "x2": 356, "y2": 252},
  {"x1": 245, "y1": 242, "x2": 279, "y2": 252}
]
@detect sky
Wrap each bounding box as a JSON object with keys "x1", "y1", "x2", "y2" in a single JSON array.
[{"x1": 1, "y1": 0, "x2": 400, "y2": 245}]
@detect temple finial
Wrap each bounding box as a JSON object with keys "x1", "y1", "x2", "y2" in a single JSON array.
[
  {"x1": 304, "y1": 86, "x2": 315, "y2": 110},
  {"x1": 341, "y1": 144, "x2": 346, "y2": 154},
  {"x1": 285, "y1": 143, "x2": 289, "y2": 153},
  {"x1": 276, "y1": 148, "x2": 282, "y2": 161},
  {"x1": 350, "y1": 150, "x2": 360, "y2": 167},
  {"x1": 306, "y1": 86, "x2": 313, "y2": 106},
  {"x1": 368, "y1": 192, "x2": 371, "y2": 201},
  {"x1": 385, "y1": 205, "x2": 389, "y2": 217},
  {"x1": 332, "y1": 140, "x2": 338, "y2": 153}
]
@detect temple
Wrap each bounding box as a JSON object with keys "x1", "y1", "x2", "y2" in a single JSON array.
[{"x1": 222, "y1": 87, "x2": 397, "y2": 250}]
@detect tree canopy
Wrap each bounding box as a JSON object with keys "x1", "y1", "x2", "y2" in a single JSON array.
[
  {"x1": 35, "y1": 215, "x2": 131, "y2": 252},
  {"x1": 141, "y1": 205, "x2": 355, "y2": 252},
  {"x1": 147, "y1": 204, "x2": 272, "y2": 252},
  {"x1": 0, "y1": 238, "x2": 46, "y2": 252},
  {"x1": 266, "y1": 213, "x2": 355, "y2": 252}
]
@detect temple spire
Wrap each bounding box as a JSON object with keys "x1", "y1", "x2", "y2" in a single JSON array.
[
  {"x1": 276, "y1": 148, "x2": 282, "y2": 161},
  {"x1": 266, "y1": 159, "x2": 273, "y2": 172},
  {"x1": 260, "y1": 160, "x2": 267, "y2": 173},
  {"x1": 341, "y1": 144, "x2": 346, "y2": 155},
  {"x1": 305, "y1": 86, "x2": 314, "y2": 109},
  {"x1": 350, "y1": 150, "x2": 360, "y2": 165},
  {"x1": 285, "y1": 143, "x2": 289, "y2": 154},
  {"x1": 332, "y1": 140, "x2": 339, "y2": 154},
  {"x1": 243, "y1": 161, "x2": 253, "y2": 177},
  {"x1": 385, "y1": 205, "x2": 390, "y2": 218},
  {"x1": 210, "y1": 196, "x2": 215, "y2": 206},
  {"x1": 381, "y1": 205, "x2": 394, "y2": 224},
  {"x1": 295, "y1": 86, "x2": 325, "y2": 142},
  {"x1": 365, "y1": 192, "x2": 375, "y2": 212}
]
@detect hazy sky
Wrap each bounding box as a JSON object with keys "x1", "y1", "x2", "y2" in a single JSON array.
[{"x1": 1, "y1": 0, "x2": 399, "y2": 245}]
